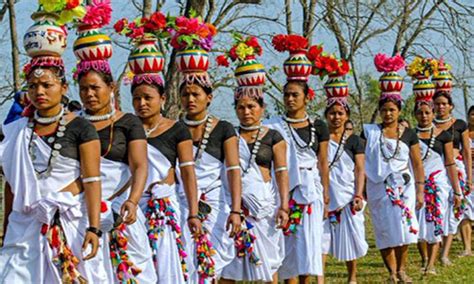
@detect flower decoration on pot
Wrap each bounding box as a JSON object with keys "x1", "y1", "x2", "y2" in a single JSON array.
[
  {"x1": 272, "y1": 34, "x2": 312, "y2": 81},
  {"x1": 407, "y1": 56, "x2": 438, "y2": 102},
  {"x1": 432, "y1": 58, "x2": 452, "y2": 94},
  {"x1": 374, "y1": 53, "x2": 406, "y2": 102},
  {"x1": 38, "y1": 0, "x2": 87, "y2": 25},
  {"x1": 170, "y1": 11, "x2": 217, "y2": 88},
  {"x1": 114, "y1": 11, "x2": 170, "y2": 41},
  {"x1": 216, "y1": 33, "x2": 265, "y2": 100},
  {"x1": 73, "y1": 0, "x2": 113, "y2": 81}
]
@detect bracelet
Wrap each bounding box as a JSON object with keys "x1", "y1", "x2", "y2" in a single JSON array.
[
  {"x1": 453, "y1": 191, "x2": 463, "y2": 197},
  {"x1": 275, "y1": 166, "x2": 288, "y2": 173},
  {"x1": 445, "y1": 162, "x2": 456, "y2": 167},
  {"x1": 187, "y1": 215, "x2": 200, "y2": 221},
  {"x1": 82, "y1": 176, "x2": 101, "y2": 183},
  {"x1": 353, "y1": 195, "x2": 363, "y2": 200},
  {"x1": 278, "y1": 207, "x2": 289, "y2": 214},
  {"x1": 86, "y1": 226, "x2": 103, "y2": 238},
  {"x1": 179, "y1": 161, "x2": 195, "y2": 168},
  {"x1": 124, "y1": 199, "x2": 138, "y2": 206},
  {"x1": 229, "y1": 210, "x2": 242, "y2": 215},
  {"x1": 226, "y1": 165, "x2": 241, "y2": 172},
  {"x1": 415, "y1": 181, "x2": 425, "y2": 185}
]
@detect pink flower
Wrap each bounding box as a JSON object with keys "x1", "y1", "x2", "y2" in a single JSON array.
[
  {"x1": 374, "y1": 53, "x2": 406, "y2": 73},
  {"x1": 82, "y1": 0, "x2": 112, "y2": 28}
]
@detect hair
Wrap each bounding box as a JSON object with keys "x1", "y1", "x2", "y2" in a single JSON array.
[
  {"x1": 468, "y1": 105, "x2": 474, "y2": 116},
  {"x1": 283, "y1": 80, "x2": 309, "y2": 96},
  {"x1": 179, "y1": 81, "x2": 213, "y2": 96},
  {"x1": 28, "y1": 66, "x2": 67, "y2": 85},
  {"x1": 398, "y1": 118, "x2": 411, "y2": 128},
  {"x1": 413, "y1": 101, "x2": 434, "y2": 113},
  {"x1": 77, "y1": 69, "x2": 114, "y2": 86},
  {"x1": 433, "y1": 91, "x2": 454, "y2": 107},
  {"x1": 68, "y1": 100, "x2": 82, "y2": 112},
  {"x1": 131, "y1": 82, "x2": 165, "y2": 96},
  {"x1": 378, "y1": 97, "x2": 402, "y2": 111},
  {"x1": 233, "y1": 96, "x2": 265, "y2": 109},
  {"x1": 324, "y1": 102, "x2": 351, "y2": 117}
]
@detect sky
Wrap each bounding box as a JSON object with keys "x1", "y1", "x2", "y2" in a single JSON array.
[{"x1": 0, "y1": 0, "x2": 471, "y2": 124}]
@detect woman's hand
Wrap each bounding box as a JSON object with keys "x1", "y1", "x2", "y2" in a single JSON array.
[
  {"x1": 226, "y1": 213, "x2": 241, "y2": 238},
  {"x1": 416, "y1": 190, "x2": 424, "y2": 210},
  {"x1": 276, "y1": 208, "x2": 289, "y2": 229},
  {"x1": 353, "y1": 197, "x2": 364, "y2": 211},
  {"x1": 120, "y1": 200, "x2": 138, "y2": 224},
  {"x1": 82, "y1": 231, "x2": 99, "y2": 260},
  {"x1": 453, "y1": 194, "x2": 462, "y2": 208},
  {"x1": 188, "y1": 217, "x2": 203, "y2": 236}
]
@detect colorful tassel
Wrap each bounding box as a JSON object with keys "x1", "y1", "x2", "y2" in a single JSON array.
[
  {"x1": 234, "y1": 219, "x2": 261, "y2": 265},
  {"x1": 385, "y1": 184, "x2": 418, "y2": 234},
  {"x1": 454, "y1": 167, "x2": 468, "y2": 220},
  {"x1": 424, "y1": 170, "x2": 444, "y2": 236},
  {"x1": 282, "y1": 197, "x2": 310, "y2": 236},
  {"x1": 109, "y1": 223, "x2": 142, "y2": 283},
  {"x1": 194, "y1": 228, "x2": 216, "y2": 283}
]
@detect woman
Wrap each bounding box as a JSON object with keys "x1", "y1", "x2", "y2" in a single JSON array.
[
  {"x1": 265, "y1": 81, "x2": 330, "y2": 283},
  {"x1": 414, "y1": 97, "x2": 462, "y2": 275},
  {"x1": 434, "y1": 91, "x2": 473, "y2": 262},
  {"x1": 220, "y1": 84, "x2": 290, "y2": 282},
  {"x1": 0, "y1": 58, "x2": 105, "y2": 282},
  {"x1": 468, "y1": 106, "x2": 474, "y2": 177},
  {"x1": 77, "y1": 66, "x2": 156, "y2": 282},
  {"x1": 131, "y1": 72, "x2": 203, "y2": 283},
  {"x1": 322, "y1": 94, "x2": 367, "y2": 284},
  {"x1": 363, "y1": 95, "x2": 425, "y2": 283},
  {"x1": 179, "y1": 72, "x2": 242, "y2": 282}
]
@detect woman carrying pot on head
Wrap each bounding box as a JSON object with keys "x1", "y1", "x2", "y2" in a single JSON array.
[
  {"x1": 217, "y1": 37, "x2": 290, "y2": 284},
  {"x1": 265, "y1": 36, "x2": 330, "y2": 284}
]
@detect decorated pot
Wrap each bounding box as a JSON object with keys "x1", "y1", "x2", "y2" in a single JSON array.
[
  {"x1": 283, "y1": 50, "x2": 312, "y2": 81},
  {"x1": 234, "y1": 56, "x2": 265, "y2": 87},
  {"x1": 128, "y1": 38, "x2": 165, "y2": 74},
  {"x1": 176, "y1": 48, "x2": 209, "y2": 73},
  {"x1": 379, "y1": 71, "x2": 404, "y2": 94},
  {"x1": 413, "y1": 75, "x2": 435, "y2": 101},
  {"x1": 324, "y1": 75, "x2": 349, "y2": 98},
  {"x1": 73, "y1": 25, "x2": 113, "y2": 61},
  {"x1": 23, "y1": 12, "x2": 67, "y2": 57},
  {"x1": 432, "y1": 65, "x2": 452, "y2": 93}
]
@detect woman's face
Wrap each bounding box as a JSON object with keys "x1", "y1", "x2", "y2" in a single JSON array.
[
  {"x1": 283, "y1": 83, "x2": 308, "y2": 113},
  {"x1": 27, "y1": 68, "x2": 67, "y2": 111},
  {"x1": 132, "y1": 84, "x2": 164, "y2": 119},
  {"x1": 469, "y1": 110, "x2": 474, "y2": 126},
  {"x1": 325, "y1": 104, "x2": 348, "y2": 129},
  {"x1": 434, "y1": 95, "x2": 453, "y2": 118},
  {"x1": 415, "y1": 103, "x2": 434, "y2": 127},
  {"x1": 180, "y1": 84, "x2": 212, "y2": 116},
  {"x1": 79, "y1": 71, "x2": 114, "y2": 113},
  {"x1": 379, "y1": 101, "x2": 400, "y2": 125},
  {"x1": 235, "y1": 96, "x2": 264, "y2": 126}
]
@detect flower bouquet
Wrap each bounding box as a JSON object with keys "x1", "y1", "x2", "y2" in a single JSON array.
[
  {"x1": 373, "y1": 53, "x2": 406, "y2": 96},
  {"x1": 272, "y1": 34, "x2": 312, "y2": 81}
]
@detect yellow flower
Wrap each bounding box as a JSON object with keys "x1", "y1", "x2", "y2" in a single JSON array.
[
  {"x1": 39, "y1": 0, "x2": 66, "y2": 13},
  {"x1": 235, "y1": 43, "x2": 254, "y2": 61},
  {"x1": 57, "y1": 6, "x2": 86, "y2": 25}
]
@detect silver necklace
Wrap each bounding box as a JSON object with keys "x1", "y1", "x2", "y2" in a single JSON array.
[
  {"x1": 239, "y1": 123, "x2": 261, "y2": 131},
  {"x1": 145, "y1": 116, "x2": 162, "y2": 138},
  {"x1": 28, "y1": 115, "x2": 67, "y2": 178},
  {"x1": 329, "y1": 131, "x2": 348, "y2": 170},
  {"x1": 416, "y1": 124, "x2": 434, "y2": 132},
  {"x1": 283, "y1": 116, "x2": 316, "y2": 150},
  {"x1": 82, "y1": 108, "x2": 116, "y2": 122},
  {"x1": 239, "y1": 126, "x2": 264, "y2": 174},
  {"x1": 283, "y1": 113, "x2": 309, "y2": 124},
  {"x1": 183, "y1": 114, "x2": 209, "y2": 126},
  {"x1": 417, "y1": 126, "x2": 436, "y2": 161},
  {"x1": 192, "y1": 115, "x2": 213, "y2": 162},
  {"x1": 34, "y1": 107, "x2": 64, "y2": 125},
  {"x1": 434, "y1": 116, "x2": 452, "y2": 124}
]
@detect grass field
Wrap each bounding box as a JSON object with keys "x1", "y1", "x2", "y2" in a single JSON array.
[{"x1": 1, "y1": 182, "x2": 474, "y2": 283}]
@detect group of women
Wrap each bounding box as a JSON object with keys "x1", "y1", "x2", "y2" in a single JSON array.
[{"x1": 0, "y1": 12, "x2": 473, "y2": 284}]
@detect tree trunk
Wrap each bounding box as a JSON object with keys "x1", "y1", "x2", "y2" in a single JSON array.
[
  {"x1": 185, "y1": 0, "x2": 206, "y2": 16},
  {"x1": 143, "y1": 0, "x2": 153, "y2": 17},
  {"x1": 7, "y1": 0, "x2": 20, "y2": 93}
]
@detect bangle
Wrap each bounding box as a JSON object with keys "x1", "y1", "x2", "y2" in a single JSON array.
[
  {"x1": 82, "y1": 176, "x2": 101, "y2": 183},
  {"x1": 416, "y1": 181, "x2": 425, "y2": 185},
  {"x1": 445, "y1": 162, "x2": 456, "y2": 167},
  {"x1": 124, "y1": 199, "x2": 137, "y2": 206},
  {"x1": 454, "y1": 191, "x2": 463, "y2": 197},
  {"x1": 279, "y1": 207, "x2": 289, "y2": 214},
  {"x1": 354, "y1": 195, "x2": 363, "y2": 200},
  {"x1": 230, "y1": 210, "x2": 241, "y2": 215},
  {"x1": 226, "y1": 165, "x2": 240, "y2": 172},
  {"x1": 86, "y1": 226, "x2": 103, "y2": 238},
  {"x1": 187, "y1": 215, "x2": 200, "y2": 221},
  {"x1": 275, "y1": 166, "x2": 288, "y2": 173},
  {"x1": 179, "y1": 161, "x2": 195, "y2": 168}
]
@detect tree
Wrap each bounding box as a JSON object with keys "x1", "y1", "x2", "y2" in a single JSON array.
[{"x1": 7, "y1": 0, "x2": 20, "y2": 93}]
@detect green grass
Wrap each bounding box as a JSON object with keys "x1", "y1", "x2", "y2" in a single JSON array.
[{"x1": 1, "y1": 182, "x2": 474, "y2": 283}]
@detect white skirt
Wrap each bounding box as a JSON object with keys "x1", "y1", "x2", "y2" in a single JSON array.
[
  {"x1": 322, "y1": 203, "x2": 368, "y2": 261},
  {"x1": 278, "y1": 199, "x2": 324, "y2": 279},
  {"x1": 221, "y1": 214, "x2": 285, "y2": 281},
  {"x1": 366, "y1": 179, "x2": 419, "y2": 250}
]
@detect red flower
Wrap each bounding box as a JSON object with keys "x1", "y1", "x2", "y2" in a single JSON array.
[
  {"x1": 170, "y1": 36, "x2": 185, "y2": 49},
  {"x1": 114, "y1": 18, "x2": 128, "y2": 33},
  {"x1": 337, "y1": 59, "x2": 350, "y2": 76},
  {"x1": 41, "y1": 224, "x2": 49, "y2": 235},
  {"x1": 307, "y1": 88, "x2": 316, "y2": 100},
  {"x1": 129, "y1": 27, "x2": 145, "y2": 39},
  {"x1": 229, "y1": 46, "x2": 238, "y2": 61},
  {"x1": 307, "y1": 45, "x2": 323, "y2": 61},
  {"x1": 272, "y1": 34, "x2": 308, "y2": 53},
  {"x1": 313, "y1": 55, "x2": 325, "y2": 70},
  {"x1": 66, "y1": 0, "x2": 81, "y2": 9},
  {"x1": 216, "y1": 55, "x2": 229, "y2": 67},
  {"x1": 144, "y1": 12, "x2": 167, "y2": 32},
  {"x1": 325, "y1": 57, "x2": 340, "y2": 74},
  {"x1": 246, "y1": 37, "x2": 260, "y2": 48},
  {"x1": 100, "y1": 201, "x2": 108, "y2": 213},
  {"x1": 272, "y1": 34, "x2": 288, "y2": 52}
]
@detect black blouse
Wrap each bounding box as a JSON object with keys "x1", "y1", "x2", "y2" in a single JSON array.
[
  {"x1": 40, "y1": 116, "x2": 98, "y2": 161},
  {"x1": 361, "y1": 126, "x2": 419, "y2": 147},
  {"x1": 419, "y1": 130, "x2": 452, "y2": 157},
  {"x1": 446, "y1": 119, "x2": 467, "y2": 149},
  {"x1": 342, "y1": 134, "x2": 365, "y2": 162},
  {"x1": 247, "y1": 129, "x2": 284, "y2": 169},
  {"x1": 193, "y1": 120, "x2": 236, "y2": 162},
  {"x1": 98, "y1": 113, "x2": 146, "y2": 164},
  {"x1": 148, "y1": 121, "x2": 192, "y2": 166},
  {"x1": 293, "y1": 119, "x2": 330, "y2": 153}
]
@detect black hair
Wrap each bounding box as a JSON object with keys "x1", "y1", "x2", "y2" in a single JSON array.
[
  {"x1": 433, "y1": 91, "x2": 454, "y2": 107},
  {"x1": 468, "y1": 105, "x2": 474, "y2": 115},
  {"x1": 131, "y1": 82, "x2": 165, "y2": 96},
  {"x1": 413, "y1": 101, "x2": 434, "y2": 113},
  {"x1": 378, "y1": 97, "x2": 402, "y2": 111},
  {"x1": 78, "y1": 69, "x2": 114, "y2": 86},
  {"x1": 28, "y1": 66, "x2": 67, "y2": 85},
  {"x1": 324, "y1": 102, "x2": 351, "y2": 117},
  {"x1": 233, "y1": 96, "x2": 265, "y2": 109},
  {"x1": 179, "y1": 81, "x2": 213, "y2": 96},
  {"x1": 283, "y1": 80, "x2": 309, "y2": 97},
  {"x1": 68, "y1": 100, "x2": 82, "y2": 112}
]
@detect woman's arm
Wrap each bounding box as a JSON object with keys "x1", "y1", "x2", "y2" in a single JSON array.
[
  {"x1": 272, "y1": 140, "x2": 289, "y2": 228},
  {"x1": 177, "y1": 140, "x2": 202, "y2": 234},
  {"x1": 317, "y1": 141, "x2": 330, "y2": 210},
  {"x1": 223, "y1": 136, "x2": 242, "y2": 237},
  {"x1": 461, "y1": 130, "x2": 472, "y2": 189},
  {"x1": 79, "y1": 140, "x2": 102, "y2": 260},
  {"x1": 124, "y1": 139, "x2": 148, "y2": 224},
  {"x1": 353, "y1": 154, "x2": 366, "y2": 211},
  {"x1": 2, "y1": 182, "x2": 13, "y2": 242},
  {"x1": 409, "y1": 144, "x2": 425, "y2": 210},
  {"x1": 444, "y1": 141, "x2": 462, "y2": 207}
]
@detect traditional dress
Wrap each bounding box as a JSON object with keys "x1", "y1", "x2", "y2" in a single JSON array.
[
  {"x1": 221, "y1": 129, "x2": 285, "y2": 281},
  {"x1": 139, "y1": 121, "x2": 191, "y2": 283},
  {"x1": 322, "y1": 134, "x2": 368, "y2": 261},
  {"x1": 97, "y1": 113, "x2": 156, "y2": 283},
  {"x1": 264, "y1": 116, "x2": 328, "y2": 279},
  {"x1": 363, "y1": 124, "x2": 420, "y2": 249},
  {"x1": 0, "y1": 116, "x2": 110, "y2": 283},
  {"x1": 178, "y1": 119, "x2": 237, "y2": 281},
  {"x1": 416, "y1": 130, "x2": 452, "y2": 243}
]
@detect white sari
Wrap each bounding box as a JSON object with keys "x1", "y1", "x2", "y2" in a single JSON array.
[{"x1": 0, "y1": 118, "x2": 109, "y2": 283}]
